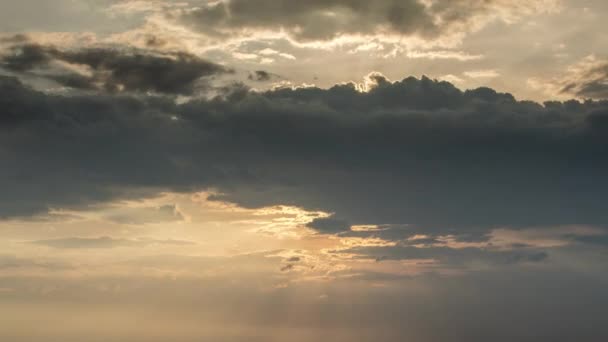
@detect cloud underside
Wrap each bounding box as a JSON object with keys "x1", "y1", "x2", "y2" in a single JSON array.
[
  {"x1": 30, "y1": 236, "x2": 195, "y2": 249},
  {"x1": 0, "y1": 41, "x2": 230, "y2": 95},
  {"x1": 177, "y1": 0, "x2": 556, "y2": 43},
  {"x1": 559, "y1": 57, "x2": 608, "y2": 99},
  {"x1": 1, "y1": 74, "x2": 608, "y2": 239}
]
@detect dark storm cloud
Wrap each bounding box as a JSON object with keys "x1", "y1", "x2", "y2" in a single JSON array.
[
  {"x1": 30, "y1": 237, "x2": 195, "y2": 249},
  {"x1": 1, "y1": 74, "x2": 608, "y2": 240},
  {"x1": 0, "y1": 42, "x2": 230, "y2": 94},
  {"x1": 176, "y1": 0, "x2": 546, "y2": 42}
]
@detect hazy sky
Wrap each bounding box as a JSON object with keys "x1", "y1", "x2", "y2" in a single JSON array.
[{"x1": 1, "y1": 1, "x2": 608, "y2": 341}]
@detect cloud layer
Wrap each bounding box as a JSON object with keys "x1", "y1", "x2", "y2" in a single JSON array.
[
  {"x1": 1, "y1": 40, "x2": 230, "y2": 94},
  {"x1": 175, "y1": 0, "x2": 558, "y2": 44},
  {"x1": 1, "y1": 73, "x2": 607, "y2": 239},
  {"x1": 31, "y1": 236, "x2": 195, "y2": 249},
  {"x1": 558, "y1": 56, "x2": 608, "y2": 99}
]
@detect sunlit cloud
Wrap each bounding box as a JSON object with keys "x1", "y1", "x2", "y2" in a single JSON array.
[
  {"x1": 464, "y1": 69, "x2": 501, "y2": 79},
  {"x1": 406, "y1": 50, "x2": 484, "y2": 61}
]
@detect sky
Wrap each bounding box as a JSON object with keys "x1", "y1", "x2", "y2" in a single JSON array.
[{"x1": 0, "y1": 1, "x2": 608, "y2": 341}]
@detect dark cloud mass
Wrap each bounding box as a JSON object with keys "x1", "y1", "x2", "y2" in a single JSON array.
[
  {"x1": 248, "y1": 70, "x2": 277, "y2": 82},
  {"x1": 176, "y1": 0, "x2": 545, "y2": 42},
  {"x1": 334, "y1": 245, "x2": 549, "y2": 266},
  {"x1": 1, "y1": 74, "x2": 608, "y2": 240},
  {"x1": 0, "y1": 42, "x2": 230, "y2": 94},
  {"x1": 103, "y1": 204, "x2": 185, "y2": 225}
]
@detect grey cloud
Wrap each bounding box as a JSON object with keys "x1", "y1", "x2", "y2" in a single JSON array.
[
  {"x1": 103, "y1": 204, "x2": 185, "y2": 225},
  {"x1": 144, "y1": 35, "x2": 169, "y2": 48},
  {"x1": 31, "y1": 237, "x2": 196, "y2": 249},
  {"x1": 176, "y1": 0, "x2": 549, "y2": 43},
  {"x1": 0, "y1": 0, "x2": 131, "y2": 33},
  {"x1": 1, "y1": 75, "x2": 608, "y2": 240},
  {"x1": 248, "y1": 70, "x2": 278, "y2": 82},
  {"x1": 280, "y1": 264, "x2": 294, "y2": 272},
  {"x1": 1, "y1": 42, "x2": 231, "y2": 94},
  {"x1": 1, "y1": 265, "x2": 608, "y2": 342},
  {"x1": 334, "y1": 245, "x2": 549, "y2": 266},
  {"x1": 1, "y1": 43, "x2": 50, "y2": 72},
  {"x1": 553, "y1": 56, "x2": 608, "y2": 100}
]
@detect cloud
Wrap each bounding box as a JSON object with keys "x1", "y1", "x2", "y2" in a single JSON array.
[
  {"x1": 248, "y1": 70, "x2": 279, "y2": 82},
  {"x1": 333, "y1": 244, "x2": 549, "y2": 266},
  {"x1": 174, "y1": 0, "x2": 558, "y2": 44},
  {"x1": 2, "y1": 258, "x2": 608, "y2": 342},
  {"x1": 0, "y1": 255, "x2": 71, "y2": 270},
  {"x1": 307, "y1": 217, "x2": 351, "y2": 234},
  {"x1": 280, "y1": 264, "x2": 295, "y2": 272},
  {"x1": 464, "y1": 69, "x2": 500, "y2": 79},
  {"x1": 406, "y1": 50, "x2": 484, "y2": 61},
  {"x1": 0, "y1": 0, "x2": 130, "y2": 33},
  {"x1": 530, "y1": 55, "x2": 608, "y2": 100},
  {"x1": 566, "y1": 233, "x2": 608, "y2": 246},
  {"x1": 1, "y1": 74, "x2": 608, "y2": 241},
  {"x1": 0, "y1": 41, "x2": 231, "y2": 94},
  {"x1": 30, "y1": 237, "x2": 195, "y2": 249},
  {"x1": 103, "y1": 204, "x2": 185, "y2": 225},
  {"x1": 258, "y1": 48, "x2": 296, "y2": 60},
  {"x1": 558, "y1": 56, "x2": 608, "y2": 99}
]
